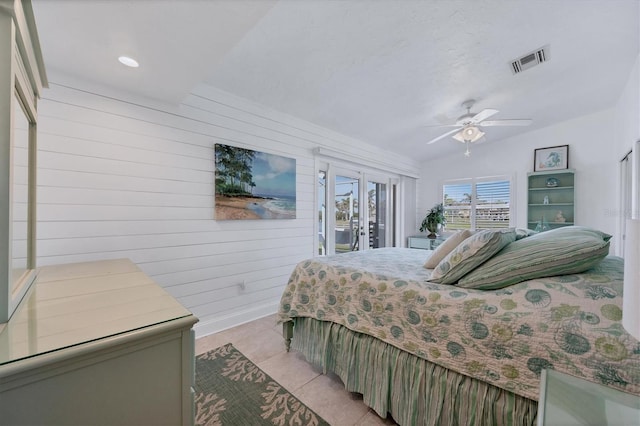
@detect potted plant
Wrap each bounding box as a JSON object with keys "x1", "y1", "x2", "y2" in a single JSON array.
[{"x1": 420, "y1": 203, "x2": 446, "y2": 239}]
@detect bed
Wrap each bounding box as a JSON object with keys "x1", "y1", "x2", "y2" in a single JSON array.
[{"x1": 277, "y1": 227, "x2": 640, "y2": 426}]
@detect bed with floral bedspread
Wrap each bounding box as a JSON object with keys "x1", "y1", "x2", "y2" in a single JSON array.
[{"x1": 277, "y1": 247, "x2": 640, "y2": 425}]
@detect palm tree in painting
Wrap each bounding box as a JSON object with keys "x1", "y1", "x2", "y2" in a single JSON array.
[{"x1": 215, "y1": 144, "x2": 256, "y2": 196}]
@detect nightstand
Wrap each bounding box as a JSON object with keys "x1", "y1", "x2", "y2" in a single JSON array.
[
  {"x1": 407, "y1": 235, "x2": 445, "y2": 250},
  {"x1": 537, "y1": 369, "x2": 640, "y2": 425}
]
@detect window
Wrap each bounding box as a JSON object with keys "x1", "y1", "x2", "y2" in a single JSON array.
[{"x1": 442, "y1": 176, "x2": 512, "y2": 231}]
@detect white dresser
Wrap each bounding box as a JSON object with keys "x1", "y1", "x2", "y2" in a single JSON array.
[{"x1": 0, "y1": 259, "x2": 198, "y2": 425}]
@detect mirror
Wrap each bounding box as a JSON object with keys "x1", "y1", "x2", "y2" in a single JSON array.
[
  {"x1": 0, "y1": 0, "x2": 46, "y2": 323},
  {"x1": 11, "y1": 96, "x2": 30, "y2": 292}
]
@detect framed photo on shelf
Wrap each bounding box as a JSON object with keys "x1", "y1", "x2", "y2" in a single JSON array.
[{"x1": 534, "y1": 145, "x2": 569, "y2": 172}]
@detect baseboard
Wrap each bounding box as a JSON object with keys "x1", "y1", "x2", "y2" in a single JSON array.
[{"x1": 193, "y1": 301, "x2": 280, "y2": 339}]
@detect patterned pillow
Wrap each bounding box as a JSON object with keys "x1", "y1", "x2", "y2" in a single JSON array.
[
  {"x1": 457, "y1": 226, "x2": 611, "y2": 290},
  {"x1": 429, "y1": 229, "x2": 517, "y2": 284},
  {"x1": 515, "y1": 228, "x2": 538, "y2": 240},
  {"x1": 424, "y1": 230, "x2": 473, "y2": 269}
]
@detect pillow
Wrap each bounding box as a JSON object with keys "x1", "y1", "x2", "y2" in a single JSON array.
[
  {"x1": 424, "y1": 230, "x2": 473, "y2": 269},
  {"x1": 429, "y1": 229, "x2": 517, "y2": 284},
  {"x1": 538, "y1": 225, "x2": 612, "y2": 242},
  {"x1": 457, "y1": 226, "x2": 611, "y2": 290},
  {"x1": 515, "y1": 228, "x2": 538, "y2": 240}
]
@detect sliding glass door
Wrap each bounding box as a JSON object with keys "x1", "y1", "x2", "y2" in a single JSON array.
[
  {"x1": 317, "y1": 165, "x2": 394, "y2": 255},
  {"x1": 335, "y1": 173, "x2": 360, "y2": 253},
  {"x1": 367, "y1": 178, "x2": 387, "y2": 249}
]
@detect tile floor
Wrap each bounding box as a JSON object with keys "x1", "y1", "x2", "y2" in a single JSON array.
[{"x1": 195, "y1": 313, "x2": 398, "y2": 426}]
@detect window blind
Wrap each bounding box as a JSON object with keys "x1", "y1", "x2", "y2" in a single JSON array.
[{"x1": 442, "y1": 178, "x2": 511, "y2": 231}]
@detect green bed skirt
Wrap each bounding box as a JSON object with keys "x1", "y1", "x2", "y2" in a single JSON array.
[{"x1": 290, "y1": 317, "x2": 538, "y2": 426}]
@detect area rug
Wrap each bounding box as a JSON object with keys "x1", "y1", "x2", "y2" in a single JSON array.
[{"x1": 195, "y1": 343, "x2": 330, "y2": 426}]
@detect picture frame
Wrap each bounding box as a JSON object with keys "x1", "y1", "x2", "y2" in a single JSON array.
[
  {"x1": 534, "y1": 145, "x2": 569, "y2": 172},
  {"x1": 214, "y1": 143, "x2": 296, "y2": 220}
]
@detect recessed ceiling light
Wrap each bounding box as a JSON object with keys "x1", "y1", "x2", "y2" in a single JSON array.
[{"x1": 118, "y1": 56, "x2": 139, "y2": 68}]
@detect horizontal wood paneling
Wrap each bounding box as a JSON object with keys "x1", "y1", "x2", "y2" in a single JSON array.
[{"x1": 37, "y1": 81, "x2": 419, "y2": 337}]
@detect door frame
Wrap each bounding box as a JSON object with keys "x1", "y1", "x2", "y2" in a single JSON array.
[{"x1": 316, "y1": 160, "x2": 398, "y2": 255}]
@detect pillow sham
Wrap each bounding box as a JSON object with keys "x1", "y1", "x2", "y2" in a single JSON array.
[
  {"x1": 537, "y1": 225, "x2": 612, "y2": 241},
  {"x1": 457, "y1": 226, "x2": 611, "y2": 290},
  {"x1": 424, "y1": 230, "x2": 473, "y2": 269},
  {"x1": 429, "y1": 228, "x2": 516, "y2": 284},
  {"x1": 515, "y1": 228, "x2": 538, "y2": 240}
]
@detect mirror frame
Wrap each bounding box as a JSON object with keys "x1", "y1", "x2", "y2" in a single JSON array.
[{"x1": 0, "y1": 0, "x2": 47, "y2": 323}]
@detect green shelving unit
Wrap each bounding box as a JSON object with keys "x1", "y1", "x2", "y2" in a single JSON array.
[{"x1": 527, "y1": 169, "x2": 575, "y2": 232}]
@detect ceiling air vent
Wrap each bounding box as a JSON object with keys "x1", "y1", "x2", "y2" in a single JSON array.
[{"x1": 511, "y1": 45, "x2": 549, "y2": 74}]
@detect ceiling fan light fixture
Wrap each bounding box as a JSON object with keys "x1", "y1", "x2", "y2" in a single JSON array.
[{"x1": 453, "y1": 126, "x2": 484, "y2": 143}]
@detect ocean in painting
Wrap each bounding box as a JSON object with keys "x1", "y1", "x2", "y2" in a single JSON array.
[{"x1": 248, "y1": 195, "x2": 296, "y2": 219}]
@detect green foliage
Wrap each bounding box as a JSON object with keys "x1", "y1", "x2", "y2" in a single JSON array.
[
  {"x1": 420, "y1": 203, "x2": 446, "y2": 233},
  {"x1": 215, "y1": 144, "x2": 257, "y2": 196}
]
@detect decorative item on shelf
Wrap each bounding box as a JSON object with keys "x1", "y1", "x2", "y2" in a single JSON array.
[
  {"x1": 534, "y1": 215, "x2": 550, "y2": 232},
  {"x1": 534, "y1": 145, "x2": 569, "y2": 172},
  {"x1": 545, "y1": 177, "x2": 559, "y2": 187},
  {"x1": 420, "y1": 203, "x2": 446, "y2": 239},
  {"x1": 555, "y1": 211, "x2": 566, "y2": 223},
  {"x1": 543, "y1": 195, "x2": 550, "y2": 205}
]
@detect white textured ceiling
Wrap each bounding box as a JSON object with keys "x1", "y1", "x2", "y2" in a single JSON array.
[{"x1": 32, "y1": 0, "x2": 639, "y2": 161}]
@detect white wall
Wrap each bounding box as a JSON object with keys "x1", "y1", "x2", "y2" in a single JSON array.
[
  {"x1": 612, "y1": 54, "x2": 640, "y2": 254},
  {"x1": 614, "y1": 55, "x2": 640, "y2": 160},
  {"x1": 418, "y1": 108, "x2": 621, "y2": 253},
  {"x1": 36, "y1": 76, "x2": 419, "y2": 337}
]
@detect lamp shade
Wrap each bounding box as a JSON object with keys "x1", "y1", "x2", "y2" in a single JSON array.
[
  {"x1": 623, "y1": 218, "x2": 640, "y2": 341},
  {"x1": 453, "y1": 126, "x2": 484, "y2": 143}
]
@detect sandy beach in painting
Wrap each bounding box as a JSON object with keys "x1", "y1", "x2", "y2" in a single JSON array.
[
  {"x1": 215, "y1": 195, "x2": 263, "y2": 220},
  {"x1": 215, "y1": 195, "x2": 296, "y2": 220}
]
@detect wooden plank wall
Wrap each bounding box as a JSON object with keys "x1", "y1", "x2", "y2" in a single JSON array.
[{"x1": 35, "y1": 81, "x2": 419, "y2": 336}]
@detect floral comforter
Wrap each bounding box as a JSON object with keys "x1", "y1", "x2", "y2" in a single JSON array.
[{"x1": 277, "y1": 248, "x2": 640, "y2": 400}]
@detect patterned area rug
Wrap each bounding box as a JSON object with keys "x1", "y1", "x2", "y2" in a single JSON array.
[{"x1": 195, "y1": 343, "x2": 330, "y2": 426}]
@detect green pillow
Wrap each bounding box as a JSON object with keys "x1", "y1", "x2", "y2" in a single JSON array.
[
  {"x1": 429, "y1": 229, "x2": 516, "y2": 284},
  {"x1": 457, "y1": 226, "x2": 611, "y2": 290}
]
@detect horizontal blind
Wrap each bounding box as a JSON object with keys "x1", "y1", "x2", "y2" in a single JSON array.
[
  {"x1": 475, "y1": 180, "x2": 510, "y2": 229},
  {"x1": 441, "y1": 178, "x2": 511, "y2": 231},
  {"x1": 443, "y1": 182, "x2": 472, "y2": 230}
]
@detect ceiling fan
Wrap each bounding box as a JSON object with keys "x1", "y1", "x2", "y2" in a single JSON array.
[{"x1": 426, "y1": 100, "x2": 532, "y2": 151}]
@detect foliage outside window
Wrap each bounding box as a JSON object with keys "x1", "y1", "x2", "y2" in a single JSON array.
[{"x1": 442, "y1": 177, "x2": 512, "y2": 231}]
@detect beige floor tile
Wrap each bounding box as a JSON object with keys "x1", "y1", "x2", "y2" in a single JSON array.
[
  {"x1": 355, "y1": 409, "x2": 398, "y2": 426},
  {"x1": 258, "y1": 349, "x2": 323, "y2": 392},
  {"x1": 195, "y1": 333, "x2": 229, "y2": 355},
  {"x1": 195, "y1": 314, "x2": 275, "y2": 355},
  {"x1": 294, "y1": 373, "x2": 371, "y2": 426},
  {"x1": 232, "y1": 326, "x2": 287, "y2": 364},
  {"x1": 251, "y1": 313, "x2": 279, "y2": 331}
]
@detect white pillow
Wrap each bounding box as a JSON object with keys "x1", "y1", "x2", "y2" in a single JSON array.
[{"x1": 424, "y1": 230, "x2": 473, "y2": 269}]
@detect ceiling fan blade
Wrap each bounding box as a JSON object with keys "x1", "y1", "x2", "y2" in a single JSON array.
[
  {"x1": 421, "y1": 124, "x2": 463, "y2": 128},
  {"x1": 470, "y1": 108, "x2": 499, "y2": 123},
  {"x1": 426, "y1": 127, "x2": 462, "y2": 145},
  {"x1": 479, "y1": 119, "x2": 532, "y2": 127}
]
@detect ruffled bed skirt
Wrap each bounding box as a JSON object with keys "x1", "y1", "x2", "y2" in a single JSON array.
[{"x1": 291, "y1": 317, "x2": 538, "y2": 426}]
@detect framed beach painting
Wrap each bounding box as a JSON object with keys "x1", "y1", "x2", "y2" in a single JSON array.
[
  {"x1": 214, "y1": 144, "x2": 296, "y2": 220},
  {"x1": 534, "y1": 145, "x2": 569, "y2": 172}
]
